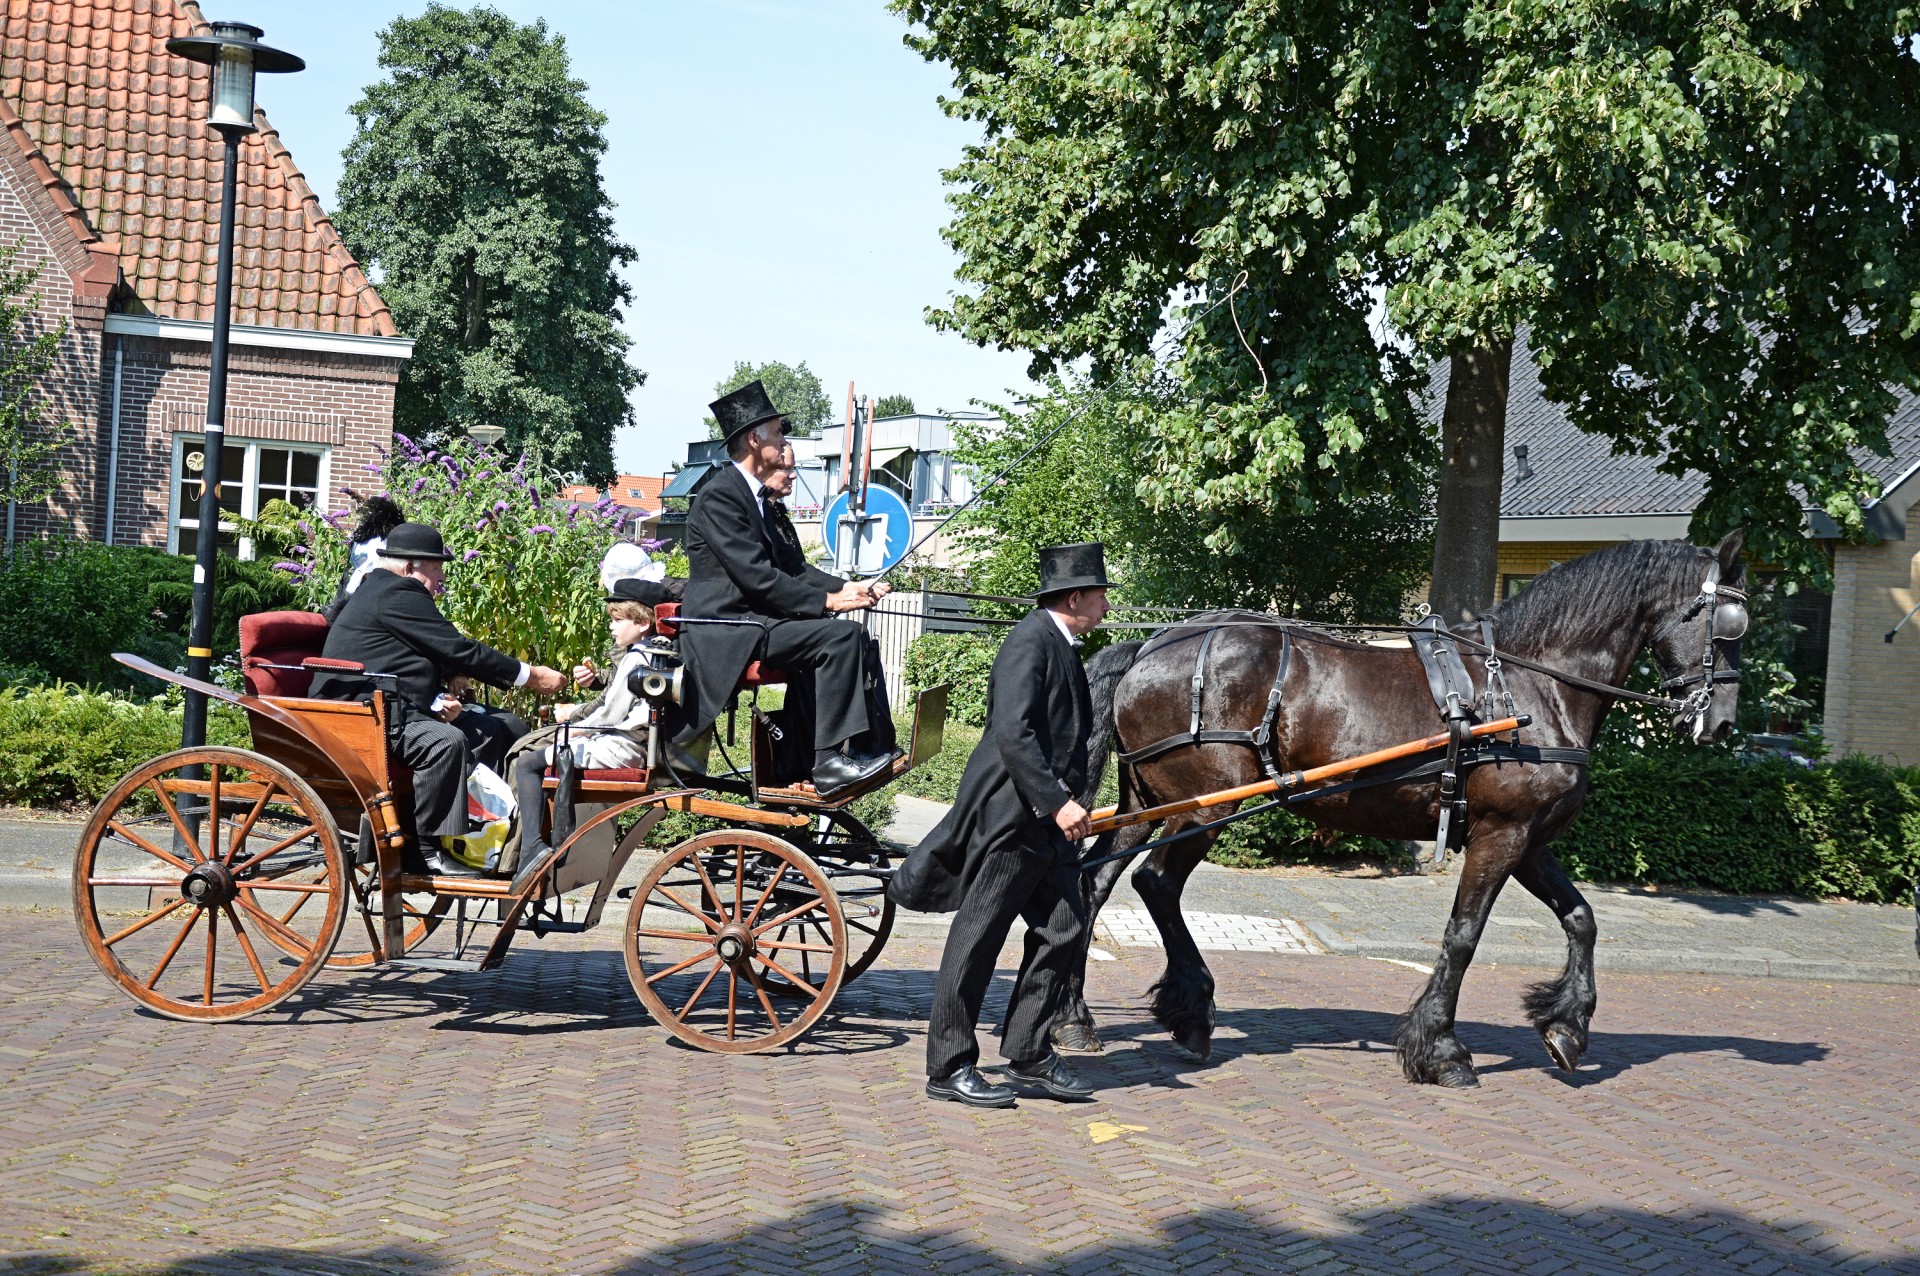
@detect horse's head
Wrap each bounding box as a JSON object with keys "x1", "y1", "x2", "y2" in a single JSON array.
[{"x1": 1646, "y1": 529, "x2": 1748, "y2": 744}]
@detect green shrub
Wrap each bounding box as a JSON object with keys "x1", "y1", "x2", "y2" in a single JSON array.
[
  {"x1": 904, "y1": 632, "x2": 999, "y2": 727},
  {"x1": 0, "y1": 684, "x2": 249, "y2": 809},
  {"x1": 1556, "y1": 747, "x2": 1920, "y2": 902}
]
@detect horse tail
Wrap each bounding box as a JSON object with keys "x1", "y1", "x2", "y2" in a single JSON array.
[{"x1": 1079, "y1": 639, "x2": 1144, "y2": 808}]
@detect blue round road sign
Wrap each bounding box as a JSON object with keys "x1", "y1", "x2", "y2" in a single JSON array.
[{"x1": 823, "y1": 485, "x2": 914, "y2": 575}]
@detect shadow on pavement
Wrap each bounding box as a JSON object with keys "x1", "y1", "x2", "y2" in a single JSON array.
[{"x1": 6, "y1": 1196, "x2": 1913, "y2": 1274}]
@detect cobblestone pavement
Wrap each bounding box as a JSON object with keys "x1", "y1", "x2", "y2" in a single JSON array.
[{"x1": 3, "y1": 911, "x2": 1918, "y2": 1274}]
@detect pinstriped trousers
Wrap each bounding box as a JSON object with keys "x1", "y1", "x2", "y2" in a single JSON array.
[{"x1": 925, "y1": 838, "x2": 1088, "y2": 1078}]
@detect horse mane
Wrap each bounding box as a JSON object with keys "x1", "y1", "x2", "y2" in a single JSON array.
[{"x1": 1486, "y1": 538, "x2": 1729, "y2": 650}]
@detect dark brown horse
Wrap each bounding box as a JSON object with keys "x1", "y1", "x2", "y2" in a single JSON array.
[{"x1": 1056, "y1": 533, "x2": 1748, "y2": 1087}]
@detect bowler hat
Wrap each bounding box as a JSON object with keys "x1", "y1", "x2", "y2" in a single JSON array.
[
  {"x1": 383, "y1": 522, "x2": 456, "y2": 561},
  {"x1": 710, "y1": 379, "x2": 790, "y2": 445},
  {"x1": 1036, "y1": 542, "x2": 1112, "y2": 598},
  {"x1": 606, "y1": 578, "x2": 673, "y2": 607}
]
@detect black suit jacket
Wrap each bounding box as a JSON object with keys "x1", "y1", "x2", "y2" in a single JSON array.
[
  {"x1": 309, "y1": 568, "x2": 522, "y2": 714},
  {"x1": 890, "y1": 608, "x2": 1092, "y2": 912},
  {"x1": 678, "y1": 463, "x2": 844, "y2": 738}
]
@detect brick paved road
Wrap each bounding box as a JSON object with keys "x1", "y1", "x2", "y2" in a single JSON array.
[{"x1": 2, "y1": 911, "x2": 1917, "y2": 1275}]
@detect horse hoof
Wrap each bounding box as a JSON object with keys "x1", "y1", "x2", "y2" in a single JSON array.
[
  {"x1": 1170, "y1": 1030, "x2": 1213, "y2": 1063},
  {"x1": 1542, "y1": 1025, "x2": 1583, "y2": 1073},
  {"x1": 1433, "y1": 1062, "x2": 1480, "y2": 1089},
  {"x1": 1052, "y1": 1023, "x2": 1104, "y2": 1055}
]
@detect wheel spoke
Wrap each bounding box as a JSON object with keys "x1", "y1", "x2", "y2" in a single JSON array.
[
  {"x1": 236, "y1": 894, "x2": 311, "y2": 955},
  {"x1": 229, "y1": 823, "x2": 321, "y2": 875},
  {"x1": 676, "y1": 959, "x2": 723, "y2": 1018},
  {"x1": 744, "y1": 964, "x2": 786, "y2": 1029},
  {"x1": 106, "y1": 821, "x2": 192, "y2": 873},
  {"x1": 633, "y1": 927, "x2": 719, "y2": 944},
  {"x1": 101, "y1": 897, "x2": 186, "y2": 948},
  {"x1": 146, "y1": 909, "x2": 200, "y2": 990},
  {"x1": 734, "y1": 842, "x2": 744, "y2": 921},
  {"x1": 726, "y1": 968, "x2": 738, "y2": 1041},
  {"x1": 202, "y1": 905, "x2": 218, "y2": 1006},
  {"x1": 241, "y1": 881, "x2": 334, "y2": 894},
  {"x1": 757, "y1": 955, "x2": 823, "y2": 1001},
  {"x1": 740, "y1": 862, "x2": 789, "y2": 930},
  {"x1": 207, "y1": 764, "x2": 223, "y2": 880},
  {"x1": 643, "y1": 946, "x2": 717, "y2": 986},
  {"x1": 651, "y1": 884, "x2": 723, "y2": 934},
  {"x1": 758, "y1": 940, "x2": 837, "y2": 953},
  {"x1": 690, "y1": 854, "x2": 732, "y2": 924},
  {"x1": 751, "y1": 894, "x2": 827, "y2": 938},
  {"x1": 223, "y1": 782, "x2": 278, "y2": 864},
  {"x1": 222, "y1": 904, "x2": 272, "y2": 994},
  {"x1": 87, "y1": 877, "x2": 184, "y2": 888},
  {"x1": 149, "y1": 780, "x2": 205, "y2": 864}
]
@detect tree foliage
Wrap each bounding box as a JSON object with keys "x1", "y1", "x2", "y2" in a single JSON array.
[
  {"x1": 0, "y1": 241, "x2": 70, "y2": 506},
  {"x1": 875, "y1": 393, "x2": 916, "y2": 418},
  {"x1": 337, "y1": 5, "x2": 640, "y2": 484},
  {"x1": 952, "y1": 374, "x2": 1430, "y2": 622},
  {"x1": 897, "y1": 0, "x2": 1920, "y2": 583},
  {"x1": 705, "y1": 360, "x2": 833, "y2": 438}
]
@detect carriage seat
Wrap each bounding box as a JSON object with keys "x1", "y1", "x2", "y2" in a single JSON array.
[
  {"x1": 239, "y1": 610, "x2": 331, "y2": 698},
  {"x1": 651, "y1": 602, "x2": 789, "y2": 687}
]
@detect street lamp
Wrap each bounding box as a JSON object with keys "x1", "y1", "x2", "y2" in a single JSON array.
[
  {"x1": 166, "y1": 22, "x2": 303, "y2": 749},
  {"x1": 468, "y1": 424, "x2": 508, "y2": 449}
]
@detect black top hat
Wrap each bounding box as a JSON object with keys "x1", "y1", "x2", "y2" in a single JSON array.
[
  {"x1": 1036, "y1": 542, "x2": 1112, "y2": 598},
  {"x1": 606, "y1": 578, "x2": 673, "y2": 607},
  {"x1": 710, "y1": 379, "x2": 791, "y2": 445},
  {"x1": 383, "y1": 522, "x2": 456, "y2": 561}
]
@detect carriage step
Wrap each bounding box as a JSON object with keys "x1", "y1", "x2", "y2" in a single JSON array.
[{"x1": 386, "y1": 957, "x2": 488, "y2": 974}]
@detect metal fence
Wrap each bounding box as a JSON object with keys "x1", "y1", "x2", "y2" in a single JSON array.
[{"x1": 859, "y1": 590, "x2": 926, "y2": 706}]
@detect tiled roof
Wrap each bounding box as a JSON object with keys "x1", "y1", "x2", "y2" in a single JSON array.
[
  {"x1": 1424, "y1": 331, "x2": 1920, "y2": 519},
  {"x1": 559, "y1": 474, "x2": 665, "y2": 510},
  {"x1": 2, "y1": 0, "x2": 396, "y2": 336}
]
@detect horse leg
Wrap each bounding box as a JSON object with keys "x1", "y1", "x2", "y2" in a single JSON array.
[
  {"x1": 1512, "y1": 847, "x2": 1598, "y2": 1073},
  {"x1": 1053, "y1": 823, "x2": 1153, "y2": 1054},
  {"x1": 1133, "y1": 819, "x2": 1219, "y2": 1061},
  {"x1": 1394, "y1": 824, "x2": 1528, "y2": 1088}
]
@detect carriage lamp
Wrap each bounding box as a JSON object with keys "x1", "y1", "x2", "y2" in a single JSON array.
[{"x1": 165, "y1": 21, "x2": 304, "y2": 752}]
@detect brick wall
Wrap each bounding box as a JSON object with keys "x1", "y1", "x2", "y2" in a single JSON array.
[
  {"x1": 101, "y1": 335, "x2": 400, "y2": 548},
  {"x1": 0, "y1": 125, "x2": 104, "y2": 539},
  {"x1": 1822, "y1": 506, "x2": 1920, "y2": 765},
  {"x1": 1494, "y1": 541, "x2": 1606, "y2": 598}
]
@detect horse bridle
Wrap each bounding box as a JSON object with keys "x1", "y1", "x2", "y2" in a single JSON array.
[{"x1": 1645, "y1": 569, "x2": 1749, "y2": 728}]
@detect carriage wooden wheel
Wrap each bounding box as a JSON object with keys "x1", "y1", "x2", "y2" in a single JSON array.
[
  {"x1": 774, "y1": 809, "x2": 894, "y2": 989},
  {"x1": 622, "y1": 829, "x2": 846, "y2": 1053},
  {"x1": 71, "y1": 747, "x2": 348, "y2": 1022},
  {"x1": 322, "y1": 827, "x2": 451, "y2": 969}
]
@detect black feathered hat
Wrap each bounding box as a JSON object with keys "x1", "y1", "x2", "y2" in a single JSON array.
[
  {"x1": 1036, "y1": 542, "x2": 1112, "y2": 599},
  {"x1": 606, "y1": 578, "x2": 673, "y2": 607},
  {"x1": 709, "y1": 379, "x2": 791, "y2": 446}
]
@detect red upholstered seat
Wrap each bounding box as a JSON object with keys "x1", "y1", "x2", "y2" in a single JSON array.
[
  {"x1": 649, "y1": 604, "x2": 788, "y2": 687},
  {"x1": 239, "y1": 611, "x2": 331, "y2": 698}
]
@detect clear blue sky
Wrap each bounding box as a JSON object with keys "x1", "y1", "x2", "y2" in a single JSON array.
[{"x1": 241, "y1": 1, "x2": 1037, "y2": 479}]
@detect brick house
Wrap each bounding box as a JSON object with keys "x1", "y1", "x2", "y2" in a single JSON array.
[
  {"x1": 1436, "y1": 335, "x2": 1920, "y2": 765},
  {"x1": 0, "y1": 0, "x2": 409, "y2": 556}
]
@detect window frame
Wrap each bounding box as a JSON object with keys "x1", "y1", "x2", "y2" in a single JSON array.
[{"x1": 169, "y1": 433, "x2": 331, "y2": 561}]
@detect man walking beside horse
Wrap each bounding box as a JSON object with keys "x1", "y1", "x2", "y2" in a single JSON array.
[{"x1": 892, "y1": 543, "x2": 1112, "y2": 1108}]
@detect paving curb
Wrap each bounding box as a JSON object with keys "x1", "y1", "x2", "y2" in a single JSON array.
[{"x1": 1312, "y1": 933, "x2": 1920, "y2": 985}]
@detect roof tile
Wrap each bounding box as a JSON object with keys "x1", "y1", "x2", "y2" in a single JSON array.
[{"x1": 3, "y1": 0, "x2": 395, "y2": 336}]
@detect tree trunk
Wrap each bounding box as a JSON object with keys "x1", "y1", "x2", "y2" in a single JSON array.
[{"x1": 1428, "y1": 339, "x2": 1512, "y2": 625}]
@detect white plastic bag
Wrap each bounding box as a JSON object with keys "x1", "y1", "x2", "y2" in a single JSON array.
[{"x1": 440, "y1": 763, "x2": 515, "y2": 870}]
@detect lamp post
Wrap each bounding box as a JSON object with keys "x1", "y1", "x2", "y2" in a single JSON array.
[
  {"x1": 166, "y1": 22, "x2": 303, "y2": 749},
  {"x1": 468, "y1": 424, "x2": 508, "y2": 450}
]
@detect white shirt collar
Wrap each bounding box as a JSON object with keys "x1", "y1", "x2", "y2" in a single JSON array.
[
  {"x1": 1046, "y1": 608, "x2": 1081, "y2": 648},
  {"x1": 734, "y1": 460, "x2": 765, "y2": 514}
]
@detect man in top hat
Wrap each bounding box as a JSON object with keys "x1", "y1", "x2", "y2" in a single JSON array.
[
  {"x1": 310, "y1": 522, "x2": 569, "y2": 878},
  {"x1": 675, "y1": 379, "x2": 895, "y2": 795},
  {"x1": 889, "y1": 542, "x2": 1112, "y2": 1108}
]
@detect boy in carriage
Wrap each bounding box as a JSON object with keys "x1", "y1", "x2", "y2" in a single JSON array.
[{"x1": 507, "y1": 577, "x2": 676, "y2": 893}]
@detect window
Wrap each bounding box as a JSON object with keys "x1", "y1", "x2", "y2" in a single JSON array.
[
  {"x1": 171, "y1": 435, "x2": 328, "y2": 559},
  {"x1": 1502, "y1": 574, "x2": 1536, "y2": 598}
]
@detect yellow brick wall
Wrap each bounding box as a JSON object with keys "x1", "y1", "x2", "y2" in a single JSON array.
[
  {"x1": 1494, "y1": 542, "x2": 1607, "y2": 597},
  {"x1": 1823, "y1": 501, "x2": 1920, "y2": 765}
]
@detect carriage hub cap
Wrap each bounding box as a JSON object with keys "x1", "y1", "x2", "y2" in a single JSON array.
[
  {"x1": 180, "y1": 861, "x2": 236, "y2": 908},
  {"x1": 714, "y1": 924, "x2": 754, "y2": 965}
]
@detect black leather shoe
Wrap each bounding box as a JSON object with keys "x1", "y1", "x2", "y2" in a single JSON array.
[
  {"x1": 423, "y1": 850, "x2": 484, "y2": 879},
  {"x1": 925, "y1": 1065, "x2": 1016, "y2": 1109},
  {"x1": 1004, "y1": 1052, "x2": 1095, "y2": 1101},
  {"x1": 511, "y1": 840, "x2": 560, "y2": 897},
  {"x1": 810, "y1": 751, "x2": 890, "y2": 796}
]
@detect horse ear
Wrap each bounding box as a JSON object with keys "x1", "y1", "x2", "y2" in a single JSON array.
[{"x1": 1714, "y1": 529, "x2": 1745, "y2": 577}]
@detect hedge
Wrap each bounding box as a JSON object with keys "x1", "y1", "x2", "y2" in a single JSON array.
[
  {"x1": 0, "y1": 684, "x2": 251, "y2": 810},
  {"x1": 904, "y1": 633, "x2": 997, "y2": 727}
]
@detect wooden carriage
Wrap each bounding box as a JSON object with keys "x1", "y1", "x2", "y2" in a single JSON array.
[{"x1": 70, "y1": 610, "x2": 946, "y2": 1052}]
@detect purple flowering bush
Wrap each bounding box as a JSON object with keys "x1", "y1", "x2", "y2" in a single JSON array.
[{"x1": 294, "y1": 433, "x2": 639, "y2": 687}]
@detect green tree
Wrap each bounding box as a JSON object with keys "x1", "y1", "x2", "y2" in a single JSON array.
[
  {"x1": 953, "y1": 374, "x2": 1430, "y2": 622},
  {"x1": 875, "y1": 393, "x2": 916, "y2": 418},
  {"x1": 336, "y1": 5, "x2": 640, "y2": 484},
  {"x1": 897, "y1": 1, "x2": 1920, "y2": 618},
  {"x1": 0, "y1": 242, "x2": 70, "y2": 507},
  {"x1": 706, "y1": 360, "x2": 833, "y2": 438}
]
